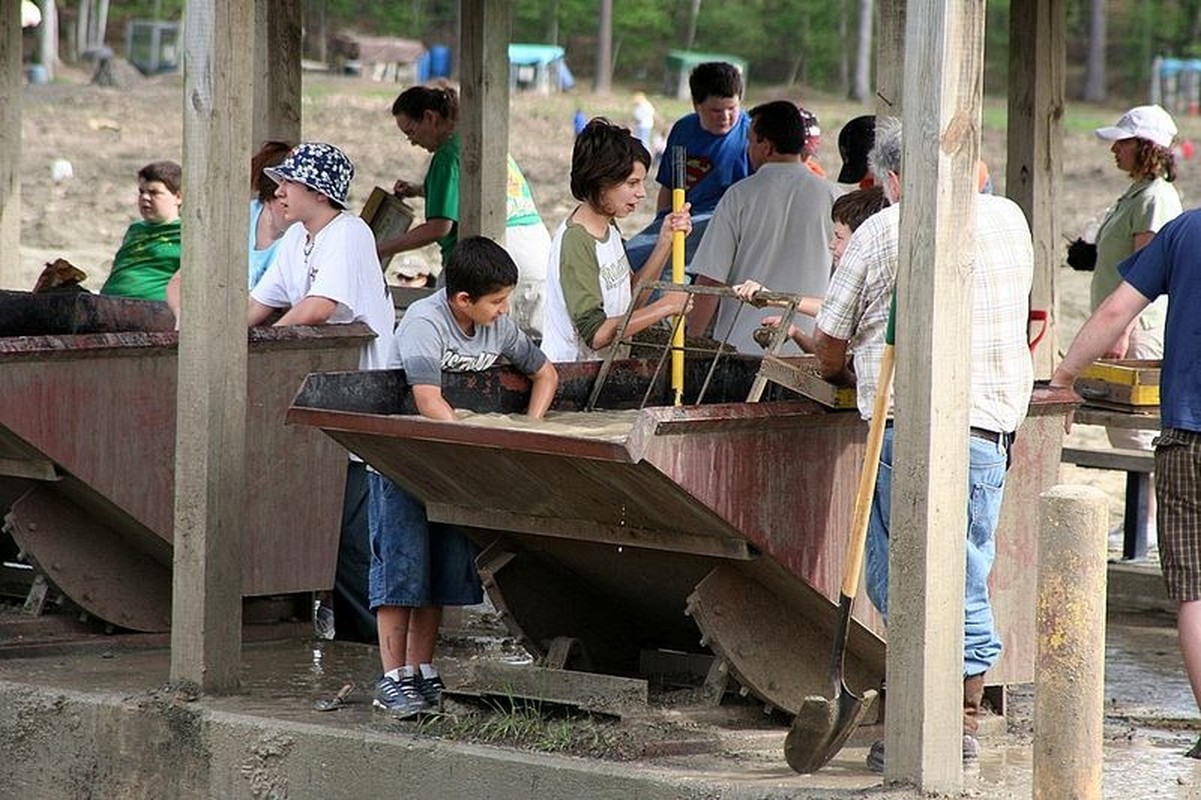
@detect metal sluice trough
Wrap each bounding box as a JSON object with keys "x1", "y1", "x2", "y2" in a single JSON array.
[
  {"x1": 0, "y1": 290, "x2": 372, "y2": 633},
  {"x1": 288, "y1": 357, "x2": 1071, "y2": 715}
]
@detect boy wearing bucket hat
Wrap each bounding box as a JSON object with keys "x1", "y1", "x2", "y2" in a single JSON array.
[
  {"x1": 248, "y1": 142, "x2": 397, "y2": 646},
  {"x1": 248, "y1": 141, "x2": 395, "y2": 369}
]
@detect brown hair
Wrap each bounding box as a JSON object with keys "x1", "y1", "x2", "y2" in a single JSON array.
[
  {"x1": 831, "y1": 186, "x2": 889, "y2": 232},
  {"x1": 1131, "y1": 139, "x2": 1177, "y2": 182},
  {"x1": 138, "y1": 160, "x2": 182, "y2": 195},
  {"x1": 570, "y1": 118, "x2": 651, "y2": 209},
  {"x1": 392, "y1": 84, "x2": 459, "y2": 124},
  {"x1": 251, "y1": 140, "x2": 294, "y2": 203}
]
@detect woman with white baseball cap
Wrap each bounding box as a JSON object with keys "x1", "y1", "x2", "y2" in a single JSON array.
[{"x1": 1092, "y1": 104, "x2": 1182, "y2": 536}]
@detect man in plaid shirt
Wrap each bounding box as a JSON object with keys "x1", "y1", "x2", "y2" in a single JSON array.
[{"x1": 814, "y1": 117, "x2": 1034, "y2": 771}]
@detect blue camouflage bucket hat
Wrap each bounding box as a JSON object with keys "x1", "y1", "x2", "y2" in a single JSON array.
[{"x1": 264, "y1": 142, "x2": 354, "y2": 209}]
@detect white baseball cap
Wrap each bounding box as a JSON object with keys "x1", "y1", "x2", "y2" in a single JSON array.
[{"x1": 1094, "y1": 105, "x2": 1177, "y2": 149}]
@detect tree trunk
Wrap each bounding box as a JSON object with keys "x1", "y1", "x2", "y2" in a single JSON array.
[
  {"x1": 38, "y1": 0, "x2": 59, "y2": 78},
  {"x1": 685, "y1": 0, "x2": 701, "y2": 51},
  {"x1": 594, "y1": 0, "x2": 612, "y2": 94},
  {"x1": 92, "y1": 0, "x2": 108, "y2": 48},
  {"x1": 75, "y1": 0, "x2": 89, "y2": 55},
  {"x1": 851, "y1": 0, "x2": 873, "y2": 102},
  {"x1": 1083, "y1": 0, "x2": 1106, "y2": 102},
  {"x1": 838, "y1": 0, "x2": 849, "y2": 95}
]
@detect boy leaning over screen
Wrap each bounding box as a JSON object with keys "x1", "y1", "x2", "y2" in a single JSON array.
[{"x1": 368, "y1": 236, "x2": 558, "y2": 717}]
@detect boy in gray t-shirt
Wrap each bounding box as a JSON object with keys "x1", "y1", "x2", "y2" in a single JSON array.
[{"x1": 369, "y1": 236, "x2": 558, "y2": 718}]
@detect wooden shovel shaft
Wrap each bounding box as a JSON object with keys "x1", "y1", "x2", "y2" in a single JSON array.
[{"x1": 842, "y1": 343, "x2": 895, "y2": 598}]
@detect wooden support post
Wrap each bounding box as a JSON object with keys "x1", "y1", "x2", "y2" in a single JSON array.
[
  {"x1": 171, "y1": 0, "x2": 254, "y2": 694},
  {"x1": 1006, "y1": 0, "x2": 1064, "y2": 380},
  {"x1": 886, "y1": 0, "x2": 985, "y2": 792},
  {"x1": 0, "y1": 0, "x2": 21, "y2": 289},
  {"x1": 875, "y1": 0, "x2": 905, "y2": 115},
  {"x1": 458, "y1": 0, "x2": 510, "y2": 243},
  {"x1": 1034, "y1": 485, "x2": 1107, "y2": 800},
  {"x1": 252, "y1": 0, "x2": 302, "y2": 148}
]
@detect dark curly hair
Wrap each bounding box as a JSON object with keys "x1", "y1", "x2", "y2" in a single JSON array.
[{"x1": 1130, "y1": 138, "x2": 1176, "y2": 182}]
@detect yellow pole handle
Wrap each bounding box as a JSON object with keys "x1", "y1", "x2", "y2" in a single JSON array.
[{"x1": 670, "y1": 146, "x2": 687, "y2": 406}]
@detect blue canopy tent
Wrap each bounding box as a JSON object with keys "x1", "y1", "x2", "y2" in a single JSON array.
[{"x1": 509, "y1": 43, "x2": 574, "y2": 93}]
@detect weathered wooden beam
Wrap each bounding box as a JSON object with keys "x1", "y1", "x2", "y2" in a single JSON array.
[
  {"x1": 888, "y1": 0, "x2": 986, "y2": 791},
  {"x1": 171, "y1": 0, "x2": 254, "y2": 694},
  {"x1": 876, "y1": 0, "x2": 905, "y2": 115},
  {"x1": 0, "y1": 0, "x2": 21, "y2": 289},
  {"x1": 1007, "y1": 0, "x2": 1065, "y2": 380},
  {"x1": 458, "y1": 0, "x2": 510, "y2": 243},
  {"x1": 252, "y1": 0, "x2": 302, "y2": 148}
]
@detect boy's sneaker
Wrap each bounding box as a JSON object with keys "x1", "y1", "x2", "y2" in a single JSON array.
[
  {"x1": 416, "y1": 673, "x2": 446, "y2": 708},
  {"x1": 373, "y1": 675, "x2": 428, "y2": 718}
]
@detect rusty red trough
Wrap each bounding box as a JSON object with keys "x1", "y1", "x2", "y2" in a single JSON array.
[
  {"x1": 0, "y1": 290, "x2": 371, "y2": 632},
  {"x1": 286, "y1": 357, "x2": 1072, "y2": 714}
]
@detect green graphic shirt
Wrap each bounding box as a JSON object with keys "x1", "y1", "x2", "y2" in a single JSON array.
[{"x1": 100, "y1": 218, "x2": 182, "y2": 301}]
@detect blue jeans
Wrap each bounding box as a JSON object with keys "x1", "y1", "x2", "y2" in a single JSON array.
[
  {"x1": 367, "y1": 472, "x2": 483, "y2": 610},
  {"x1": 864, "y1": 426, "x2": 1007, "y2": 677}
]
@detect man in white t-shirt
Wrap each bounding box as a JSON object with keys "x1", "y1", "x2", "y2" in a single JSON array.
[{"x1": 249, "y1": 142, "x2": 397, "y2": 644}]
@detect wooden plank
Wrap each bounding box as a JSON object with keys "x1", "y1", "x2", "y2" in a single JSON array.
[
  {"x1": 1073, "y1": 406, "x2": 1160, "y2": 428},
  {"x1": 888, "y1": 0, "x2": 986, "y2": 790},
  {"x1": 426, "y1": 503, "x2": 753, "y2": 561},
  {"x1": 252, "y1": 0, "x2": 302, "y2": 148},
  {"x1": 1061, "y1": 447, "x2": 1154, "y2": 473},
  {"x1": 361, "y1": 187, "x2": 415, "y2": 270},
  {"x1": 0, "y1": 0, "x2": 20, "y2": 289},
  {"x1": 755, "y1": 354, "x2": 858, "y2": 409},
  {"x1": 443, "y1": 660, "x2": 647, "y2": 716},
  {"x1": 1006, "y1": 0, "x2": 1065, "y2": 380},
  {"x1": 172, "y1": 0, "x2": 254, "y2": 693},
  {"x1": 458, "y1": 0, "x2": 510, "y2": 243},
  {"x1": 0, "y1": 457, "x2": 58, "y2": 481}
]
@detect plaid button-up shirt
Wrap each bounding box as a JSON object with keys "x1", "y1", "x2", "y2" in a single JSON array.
[{"x1": 817, "y1": 196, "x2": 1033, "y2": 432}]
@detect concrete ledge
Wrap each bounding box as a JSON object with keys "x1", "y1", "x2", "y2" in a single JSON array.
[
  {"x1": 1107, "y1": 561, "x2": 1174, "y2": 615},
  {"x1": 0, "y1": 680, "x2": 804, "y2": 800}
]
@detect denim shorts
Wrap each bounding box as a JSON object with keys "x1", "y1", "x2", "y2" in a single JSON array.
[{"x1": 367, "y1": 472, "x2": 483, "y2": 609}]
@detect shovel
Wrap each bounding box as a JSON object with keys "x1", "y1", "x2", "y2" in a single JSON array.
[
  {"x1": 313, "y1": 681, "x2": 355, "y2": 712},
  {"x1": 783, "y1": 297, "x2": 896, "y2": 773}
]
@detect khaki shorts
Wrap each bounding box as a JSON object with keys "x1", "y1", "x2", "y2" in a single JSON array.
[{"x1": 1155, "y1": 428, "x2": 1201, "y2": 601}]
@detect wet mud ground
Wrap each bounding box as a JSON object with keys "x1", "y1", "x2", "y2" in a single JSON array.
[{"x1": 2, "y1": 595, "x2": 1200, "y2": 798}]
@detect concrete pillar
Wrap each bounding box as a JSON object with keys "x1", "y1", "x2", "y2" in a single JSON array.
[{"x1": 1034, "y1": 484, "x2": 1108, "y2": 800}]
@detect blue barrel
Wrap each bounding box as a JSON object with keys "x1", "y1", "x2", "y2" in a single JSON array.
[
  {"x1": 416, "y1": 51, "x2": 432, "y2": 83},
  {"x1": 429, "y1": 45, "x2": 451, "y2": 79},
  {"x1": 26, "y1": 64, "x2": 48, "y2": 85}
]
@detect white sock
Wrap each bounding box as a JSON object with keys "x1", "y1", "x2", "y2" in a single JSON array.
[
  {"x1": 399, "y1": 665, "x2": 417, "y2": 679},
  {"x1": 419, "y1": 663, "x2": 439, "y2": 680},
  {"x1": 385, "y1": 668, "x2": 401, "y2": 682}
]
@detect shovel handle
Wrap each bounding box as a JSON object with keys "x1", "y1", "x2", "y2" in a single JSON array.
[{"x1": 841, "y1": 343, "x2": 895, "y2": 598}]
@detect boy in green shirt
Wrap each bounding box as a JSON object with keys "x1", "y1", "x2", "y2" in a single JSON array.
[{"x1": 100, "y1": 160, "x2": 183, "y2": 302}]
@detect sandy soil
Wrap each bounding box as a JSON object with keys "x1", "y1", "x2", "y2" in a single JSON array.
[{"x1": 17, "y1": 65, "x2": 1195, "y2": 526}]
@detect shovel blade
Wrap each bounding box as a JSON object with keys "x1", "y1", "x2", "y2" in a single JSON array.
[{"x1": 783, "y1": 685, "x2": 878, "y2": 773}]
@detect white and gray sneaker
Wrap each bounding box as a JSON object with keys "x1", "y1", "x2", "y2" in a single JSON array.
[{"x1": 373, "y1": 674, "x2": 428, "y2": 718}]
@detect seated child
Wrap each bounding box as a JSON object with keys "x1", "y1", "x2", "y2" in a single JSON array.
[
  {"x1": 540, "y1": 117, "x2": 692, "y2": 362},
  {"x1": 370, "y1": 236, "x2": 558, "y2": 717},
  {"x1": 100, "y1": 160, "x2": 183, "y2": 302},
  {"x1": 736, "y1": 186, "x2": 889, "y2": 351}
]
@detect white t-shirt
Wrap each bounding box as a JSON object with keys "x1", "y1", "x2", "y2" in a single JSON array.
[
  {"x1": 541, "y1": 218, "x2": 632, "y2": 362},
  {"x1": 251, "y1": 212, "x2": 396, "y2": 370}
]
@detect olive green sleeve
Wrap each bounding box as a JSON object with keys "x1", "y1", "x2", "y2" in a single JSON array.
[{"x1": 558, "y1": 224, "x2": 609, "y2": 348}]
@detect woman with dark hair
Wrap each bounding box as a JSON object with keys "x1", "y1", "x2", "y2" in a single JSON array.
[
  {"x1": 248, "y1": 140, "x2": 296, "y2": 288},
  {"x1": 539, "y1": 117, "x2": 691, "y2": 362},
  {"x1": 380, "y1": 83, "x2": 551, "y2": 337},
  {"x1": 1091, "y1": 104, "x2": 1183, "y2": 536}
]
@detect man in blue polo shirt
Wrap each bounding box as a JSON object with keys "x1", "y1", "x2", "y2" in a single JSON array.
[{"x1": 1047, "y1": 207, "x2": 1201, "y2": 759}]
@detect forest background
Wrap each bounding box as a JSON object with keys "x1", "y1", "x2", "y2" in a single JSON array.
[{"x1": 51, "y1": 0, "x2": 1201, "y2": 105}]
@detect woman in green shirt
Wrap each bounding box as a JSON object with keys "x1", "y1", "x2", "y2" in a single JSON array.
[
  {"x1": 1091, "y1": 104, "x2": 1183, "y2": 534},
  {"x1": 379, "y1": 85, "x2": 551, "y2": 337}
]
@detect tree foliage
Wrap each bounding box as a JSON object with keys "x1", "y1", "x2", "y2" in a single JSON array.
[{"x1": 101, "y1": 0, "x2": 1189, "y2": 104}]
